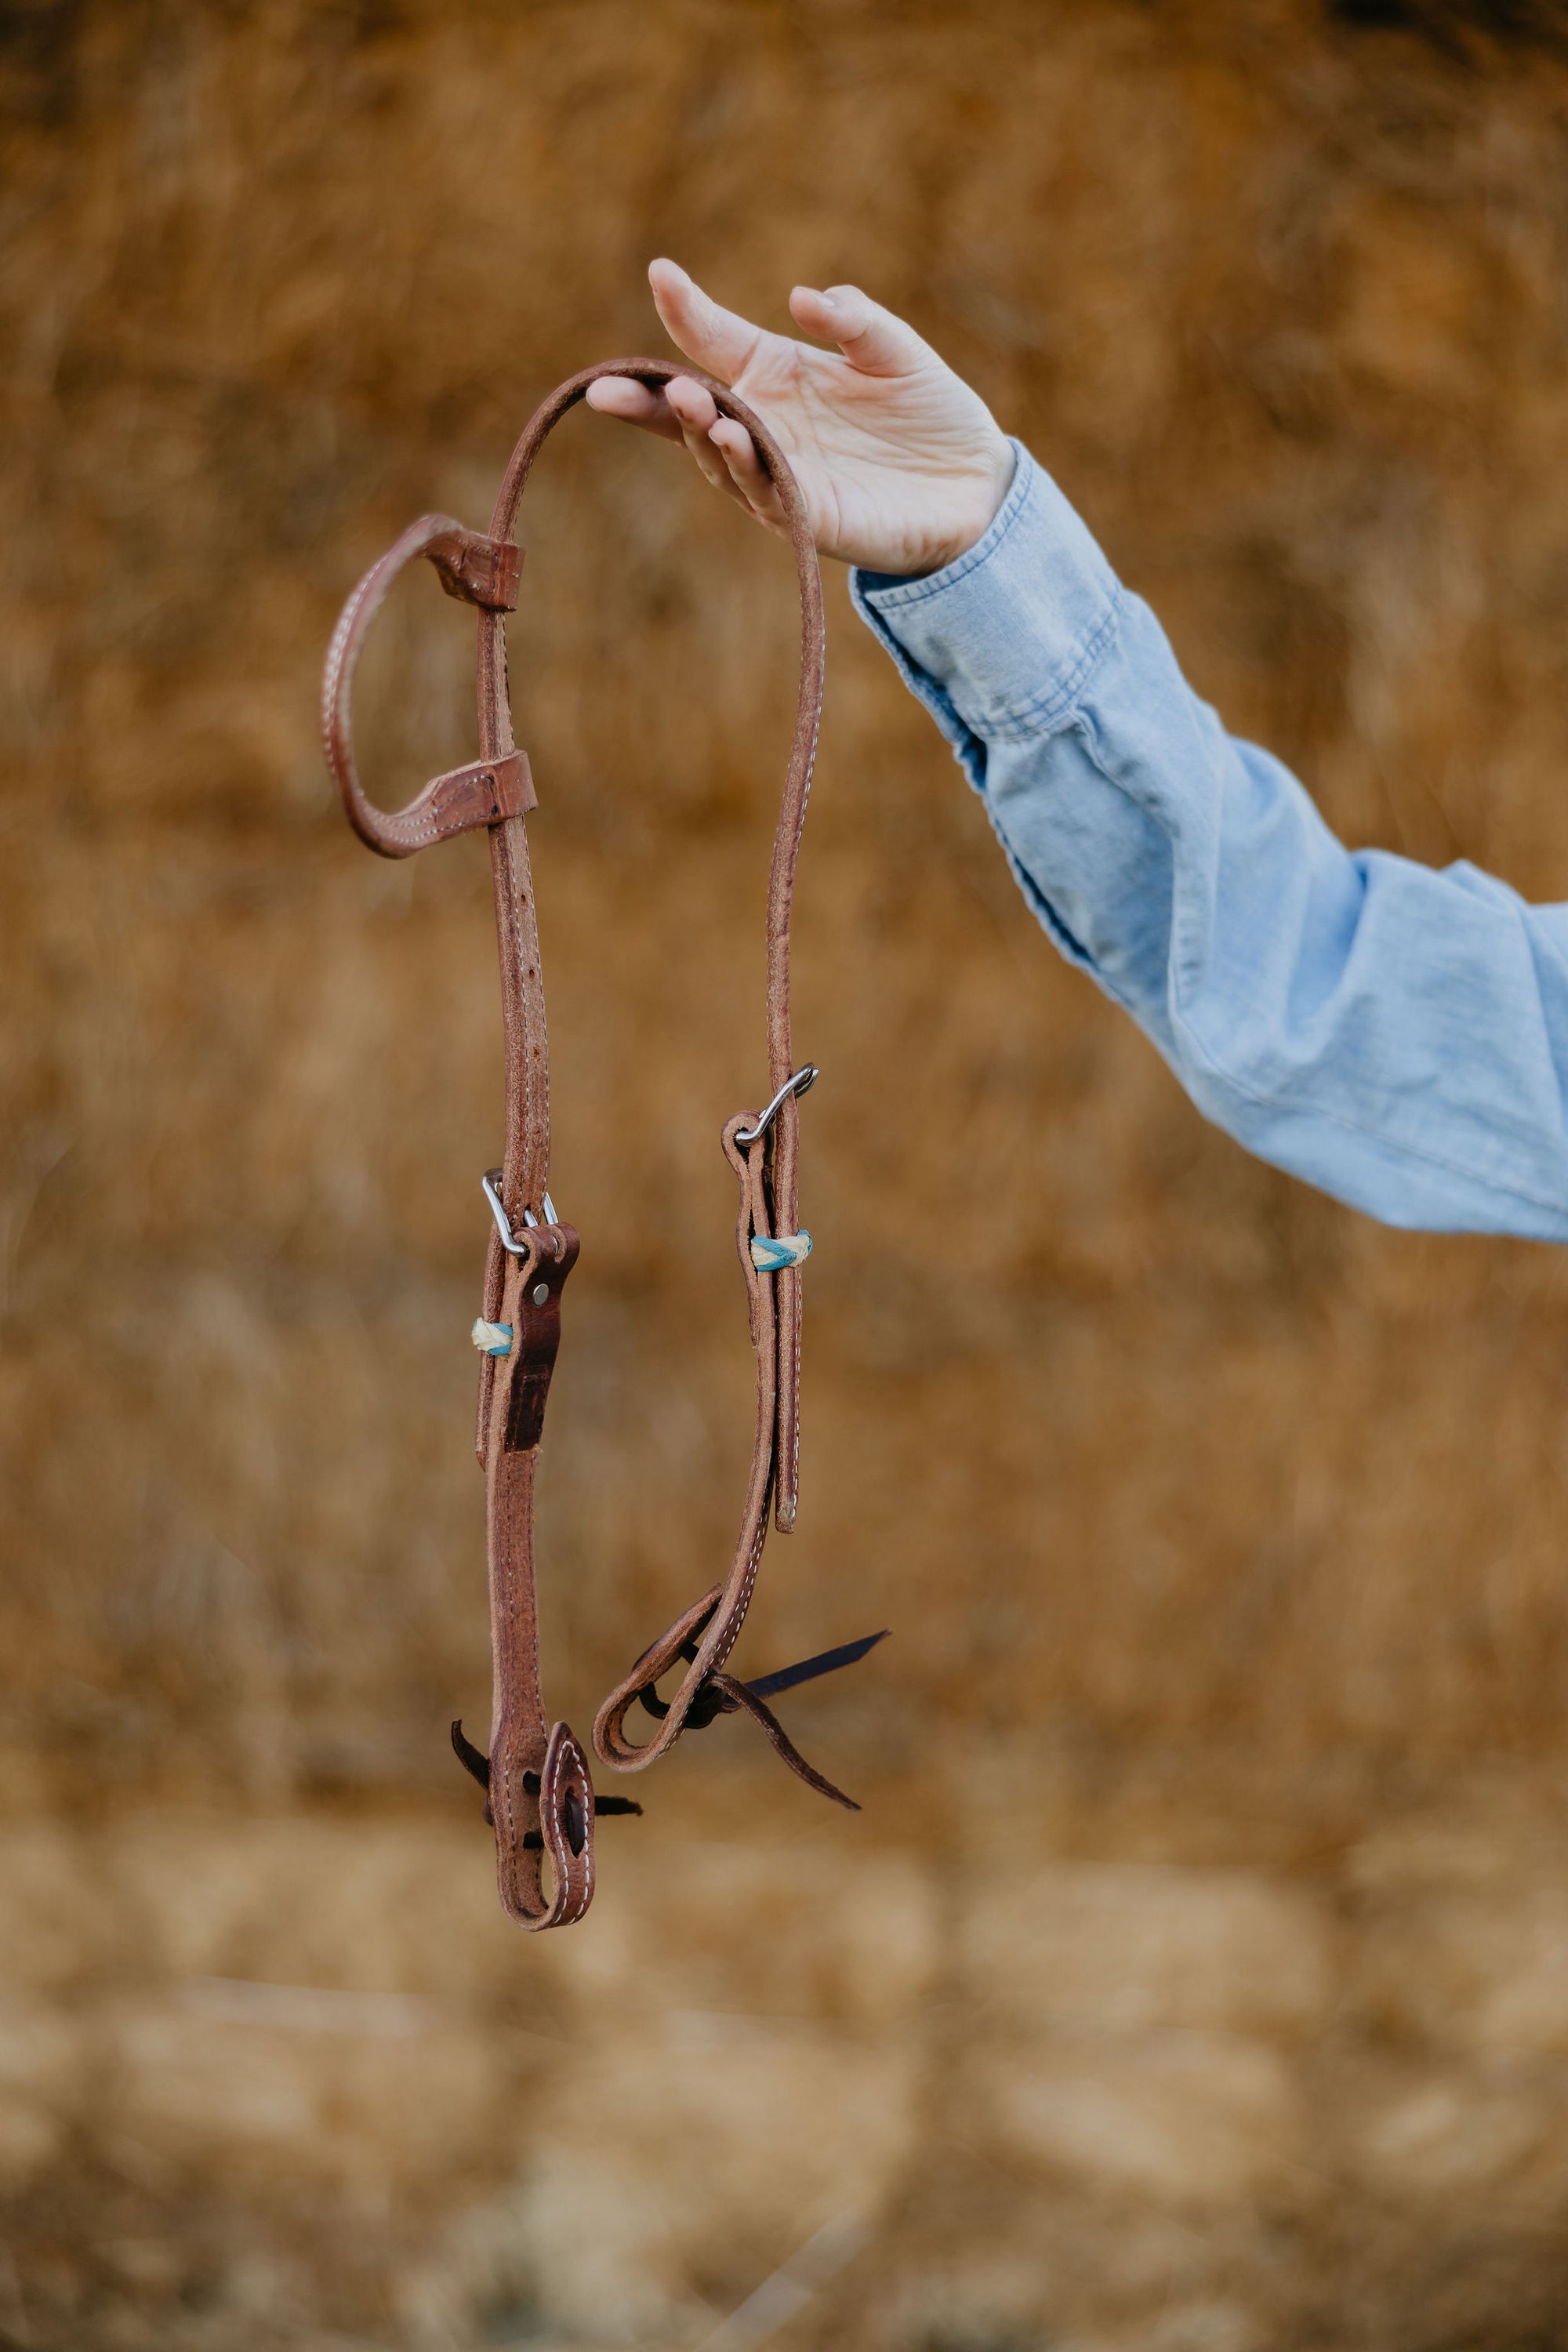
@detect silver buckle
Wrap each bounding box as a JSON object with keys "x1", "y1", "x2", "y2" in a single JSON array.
[
  {"x1": 482, "y1": 1170, "x2": 559, "y2": 1256},
  {"x1": 734, "y1": 1064, "x2": 818, "y2": 1149}
]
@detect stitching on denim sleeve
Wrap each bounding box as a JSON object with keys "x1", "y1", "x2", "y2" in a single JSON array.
[
  {"x1": 866, "y1": 575, "x2": 1126, "y2": 751},
  {"x1": 848, "y1": 588, "x2": 971, "y2": 743},
  {"x1": 974, "y1": 586, "x2": 1127, "y2": 742},
  {"x1": 859, "y1": 480, "x2": 1127, "y2": 750},
  {"x1": 851, "y1": 503, "x2": 1127, "y2": 755}
]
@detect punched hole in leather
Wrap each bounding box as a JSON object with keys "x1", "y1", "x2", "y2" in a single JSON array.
[{"x1": 452, "y1": 1719, "x2": 642, "y2": 1838}]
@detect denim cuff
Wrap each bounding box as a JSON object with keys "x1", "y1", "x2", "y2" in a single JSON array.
[{"x1": 850, "y1": 443, "x2": 1123, "y2": 744}]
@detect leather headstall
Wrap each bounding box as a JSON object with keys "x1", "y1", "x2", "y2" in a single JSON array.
[{"x1": 321, "y1": 361, "x2": 886, "y2": 1930}]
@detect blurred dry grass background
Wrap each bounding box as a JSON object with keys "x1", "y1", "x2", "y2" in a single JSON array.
[{"x1": 9, "y1": 0, "x2": 1568, "y2": 2345}]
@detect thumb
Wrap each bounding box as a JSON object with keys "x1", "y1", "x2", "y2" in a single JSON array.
[
  {"x1": 789, "y1": 282, "x2": 931, "y2": 377},
  {"x1": 648, "y1": 257, "x2": 762, "y2": 383}
]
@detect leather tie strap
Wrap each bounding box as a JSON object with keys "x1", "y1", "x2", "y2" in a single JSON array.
[{"x1": 321, "y1": 361, "x2": 884, "y2": 1931}]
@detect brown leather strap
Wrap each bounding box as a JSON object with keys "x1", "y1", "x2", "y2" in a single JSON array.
[
  {"x1": 321, "y1": 361, "x2": 860, "y2": 1934},
  {"x1": 481, "y1": 364, "x2": 822, "y2": 1544},
  {"x1": 593, "y1": 1105, "x2": 804, "y2": 1777},
  {"x1": 322, "y1": 514, "x2": 537, "y2": 858}
]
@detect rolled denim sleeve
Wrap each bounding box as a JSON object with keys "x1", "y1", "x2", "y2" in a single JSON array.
[{"x1": 852, "y1": 445, "x2": 1568, "y2": 1240}]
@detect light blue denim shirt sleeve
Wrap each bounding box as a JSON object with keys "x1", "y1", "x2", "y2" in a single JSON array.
[{"x1": 851, "y1": 443, "x2": 1568, "y2": 1240}]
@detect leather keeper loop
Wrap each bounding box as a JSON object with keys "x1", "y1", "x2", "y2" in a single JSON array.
[
  {"x1": 426, "y1": 527, "x2": 523, "y2": 612},
  {"x1": 321, "y1": 513, "x2": 534, "y2": 859},
  {"x1": 397, "y1": 748, "x2": 536, "y2": 852}
]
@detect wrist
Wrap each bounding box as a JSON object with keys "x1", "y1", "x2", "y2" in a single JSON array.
[
  {"x1": 922, "y1": 437, "x2": 1018, "y2": 576},
  {"x1": 851, "y1": 447, "x2": 1123, "y2": 743},
  {"x1": 855, "y1": 441, "x2": 1018, "y2": 584}
]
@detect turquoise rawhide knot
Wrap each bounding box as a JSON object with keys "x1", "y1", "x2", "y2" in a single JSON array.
[
  {"x1": 750, "y1": 1230, "x2": 813, "y2": 1272},
  {"x1": 470, "y1": 1319, "x2": 514, "y2": 1356}
]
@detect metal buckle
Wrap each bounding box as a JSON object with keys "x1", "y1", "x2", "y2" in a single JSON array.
[
  {"x1": 482, "y1": 1170, "x2": 559, "y2": 1256},
  {"x1": 734, "y1": 1064, "x2": 818, "y2": 1149}
]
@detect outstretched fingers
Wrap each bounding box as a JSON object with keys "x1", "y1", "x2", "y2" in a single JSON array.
[
  {"x1": 585, "y1": 260, "x2": 792, "y2": 534},
  {"x1": 648, "y1": 256, "x2": 765, "y2": 380},
  {"x1": 789, "y1": 281, "x2": 930, "y2": 378}
]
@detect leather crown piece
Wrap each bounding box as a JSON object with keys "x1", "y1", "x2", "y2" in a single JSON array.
[{"x1": 321, "y1": 361, "x2": 887, "y2": 1931}]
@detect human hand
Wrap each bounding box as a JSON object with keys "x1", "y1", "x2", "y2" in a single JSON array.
[{"x1": 584, "y1": 260, "x2": 1015, "y2": 579}]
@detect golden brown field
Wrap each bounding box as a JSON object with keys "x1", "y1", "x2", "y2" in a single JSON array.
[{"x1": 8, "y1": 1, "x2": 1568, "y2": 2344}]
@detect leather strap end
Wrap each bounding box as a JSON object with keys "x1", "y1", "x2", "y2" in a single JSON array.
[
  {"x1": 706, "y1": 1671, "x2": 862, "y2": 1811},
  {"x1": 491, "y1": 1221, "x2": 579, "y2": 1454}
]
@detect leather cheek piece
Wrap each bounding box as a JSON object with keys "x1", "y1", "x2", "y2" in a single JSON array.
[{"x1": 320, "y1": 512, "x2": 536, "y2": 860}]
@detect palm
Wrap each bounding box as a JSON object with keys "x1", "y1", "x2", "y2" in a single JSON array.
[
  {"x1": 724, "y1": 329, "x2": 1010, "y2": 574},
  {"x1": 586, "y1": 263, "x2": 1014, "y2": 579}
]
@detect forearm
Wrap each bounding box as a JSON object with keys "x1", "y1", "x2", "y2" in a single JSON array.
[{"x1": 853, "y1": 450, "x2": 1568, "y2": 1240}]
